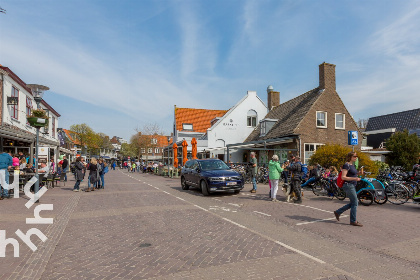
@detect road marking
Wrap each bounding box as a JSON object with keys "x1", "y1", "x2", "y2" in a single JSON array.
[
  {"x1": 193, "y1": 205, "x2": 209, "y2": 212},
  {"x1": 162, "y1": 191, "x2": 170, "y2": 195},
  {"x1": 296, "y1": 215, "x2": 348, "y2": 226},
  {"x1": 222, "y1": 218, "x2": 247, "y2": 229},
  {"x1": 253, "y1": 211, "x2": 271, "y2": 217},
  {"x1": 212, "y1": 198, "x2": 222, "y2": 201},
  {"x1": 175, "y1": 197, "x2": 186, "y2": 201},
  {"x1": 273, "y1": 240, "x2": 325, "y2": 264},
  {"x1": 278, "y1": 201, "x2": 333, "y2": 214},
  {"x1": 228, "y1": 203, "x2": 241, "y2": 207}
]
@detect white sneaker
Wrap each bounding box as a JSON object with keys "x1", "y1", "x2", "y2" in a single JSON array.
[{"x1": 73, "y1": 189, "x2": 78, "y2": 192}]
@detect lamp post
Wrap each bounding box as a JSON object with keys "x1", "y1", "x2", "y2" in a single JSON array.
[
  {"x1": 27, "y1": 84, "x2": 49, "y2": 203},
  {"x1": 166, "y1": 136, "x2": 171, "y2": 177}
]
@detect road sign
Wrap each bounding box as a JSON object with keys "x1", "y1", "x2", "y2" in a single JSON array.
[{"x1": 348, "y1": 131, "x2": 358, "y2": 145}]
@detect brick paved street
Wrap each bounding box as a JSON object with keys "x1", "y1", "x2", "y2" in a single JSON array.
[{"x1": 1, "y1": 169, "x2": 420, "y2": 279}]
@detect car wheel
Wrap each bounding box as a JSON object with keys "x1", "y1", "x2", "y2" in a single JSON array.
[
  {"x1": 181, "y1": 176, "x2": 189, "y2": 190},
  {"x1": 201, "y1": 180, "x2": 209, "y2": 196}
]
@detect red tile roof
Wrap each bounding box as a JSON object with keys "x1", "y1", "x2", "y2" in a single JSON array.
[{"x1": 175, "y1": 107, "x2": 228, "y2": 133}]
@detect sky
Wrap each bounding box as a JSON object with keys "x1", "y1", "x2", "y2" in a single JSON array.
[{"x1": 1, "y1": 0, "x2": 420, "y2": 141}]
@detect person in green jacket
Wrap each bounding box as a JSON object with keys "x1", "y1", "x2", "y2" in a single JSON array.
[{"x1": 269, "y1": 155, "x2": 288, "y2": 201}]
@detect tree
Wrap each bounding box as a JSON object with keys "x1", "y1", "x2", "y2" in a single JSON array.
[
  {"x1": 69, "y1": 124, "x2": 95, "y2": 155},
  {"x1": 308, "y1": 143, "x2": 379, "y2": 176},
  {"x1": 385, "y1": 130, "x2": 420, "y2": 170},
  {"x1": 357, "y1": 118, "x2": 368, "y2": 129},
  {"x1": 120, "y1": 143, "x2": 137, "y2": 158},
  {"x1": 131, "y1": 123, "x2": 164, "y2": 160}
]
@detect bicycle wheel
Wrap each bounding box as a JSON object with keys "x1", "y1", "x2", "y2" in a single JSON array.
[
  {"x1": 386, "y1": 183, "x2": 409, "y2": 205},
  {"x1": 312, "y1": 181, "x2": 324, "y2": 196},
  {"x1": 358, "y1": 190, "x2": 373, "y2": 206},
  {"x1": 374, "y1": 192, "x2": 388, "y2": 204},
  {"x1": 333, "y1": 187, "x2": 346, "y2": 200}
]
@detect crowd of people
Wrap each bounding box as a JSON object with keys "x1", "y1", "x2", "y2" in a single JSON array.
[
  {"x1": 121, "y1": 160, "x2": 163, "y2": 173},
  {"x1": 72, "y1": 157, "x2": 109, "y2": 192}
]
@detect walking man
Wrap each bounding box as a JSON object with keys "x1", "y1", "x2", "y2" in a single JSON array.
[
  {"x1": 62, "y1": 155, "x2": 69, "y2": 181},
  {"x1": 288, "y1": 155, "x2": 303, "y2": 203},
  {"x1": 250, "y1": 152, "x2": 258, "y2": 193}
]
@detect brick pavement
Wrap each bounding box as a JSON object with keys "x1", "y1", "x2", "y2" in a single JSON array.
[{"x1": 1, "y1": 169, "x2": 419, "y2": 279}]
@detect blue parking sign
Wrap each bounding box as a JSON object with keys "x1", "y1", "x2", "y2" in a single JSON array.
[{"x1": 348, "y1": 131, "x2": 358, "y2": 145}]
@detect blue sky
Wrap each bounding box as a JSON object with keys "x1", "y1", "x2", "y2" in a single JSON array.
[{"x1": 1, "y1": 0, "x2": 420, "y2": 141}]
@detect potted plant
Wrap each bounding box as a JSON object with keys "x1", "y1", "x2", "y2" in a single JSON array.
[{"x1": 27, "y1": 108, "x2": 49, "y2": 127}]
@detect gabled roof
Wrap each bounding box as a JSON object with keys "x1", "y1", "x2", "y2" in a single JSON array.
[
  {"x1": 63, "y1": 129, "x2": 81, "y2": 145},
  {"x1": 246, "y1": 87, "x2": 322, "y2": 142},
  {"x1": 175, "y1": 107, "x2": 228, "y2": 133},
  {"x1": 366, "y1": 108, "x2": 420, "y2": 132}
]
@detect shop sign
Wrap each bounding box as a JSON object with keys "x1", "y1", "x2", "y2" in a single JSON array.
[{"x1": 7, "y1": 97, "x2": 18, "y2": 105}]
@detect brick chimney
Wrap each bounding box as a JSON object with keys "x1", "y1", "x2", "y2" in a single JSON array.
[
  {"x1": 319, "y1": 62, "x2": 336, "y2": 90},
  {"x1": 267, "y1": 85, "x2": 280, "y2": 110}
]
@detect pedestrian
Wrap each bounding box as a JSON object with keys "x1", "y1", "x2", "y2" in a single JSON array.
[
  {"x1": 86, "y1": 158, "x2": 98, "y2": 192},
  {"x1": 132, "y1": 162, "x2": 136, "y2": 173},
  {"x1": 0, "y1": 151, "x2": 13, "y2": 199},
  {"x1": 112, "y1": 161, "x2": 116, "y2": 170},
  {"x1": 100, "y1": 161, "x2": 108, "y2": 189},
  {"x1": 19, "y1": 158, "x2": 27, "y2": 169},
  {"x1": 288, "y1": 155, "x2": 303, "y2": 203},
  {"x1": 269, "y1": 155, "x2": 287, "y2": 201},
  {"x1": 249, "y1": 152, "x2": 258, "y2": 193},
  {"x1": 98, "y1": 158, "x2": 105, "y2": 189},
  {"x1": 62, "y1": 155, "x2": 69, "y2": 181},
  {"x1": 73, "y1": 157, "x2": 85, "y2": 192},
  {"x1": 334, "y1": 152, "x2": 363, "y2": 227}
]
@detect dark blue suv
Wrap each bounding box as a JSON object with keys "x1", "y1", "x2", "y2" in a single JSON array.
[{"x1": 181, "y1": 159, "x2": 244, "y2": 196}]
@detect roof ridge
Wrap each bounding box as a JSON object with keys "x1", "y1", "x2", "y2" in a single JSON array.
[
  {"x1": 368, "y1": 108, "x2": 420, "y2": 119},
  {"x1": 176, "y1": 107, "x2": 228, "y2": 112}
]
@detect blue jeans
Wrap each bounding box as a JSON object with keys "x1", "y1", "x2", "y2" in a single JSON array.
[
  {"x1": 74, "y1": 180, "x2": 81, "y2": 190},
  {"x1": 336, "y1": 183, "x2": 358, "y2": 223},
  {"x1": 63, "y1": 167, "x2": 69, "y2": 181},
  {"x1": 1, "y1": 169, "x2": 10, "y2": 197},
  {"x1": 99, "y1": 174, "x2": 104, "y2": 188},
  {"x1": 252, "y1": 176, "x2": 257, "y2": 190}
]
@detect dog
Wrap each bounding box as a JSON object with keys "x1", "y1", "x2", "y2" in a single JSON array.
[{"x1": 282, "y1": 183, "x2": 300, "y2": 202}]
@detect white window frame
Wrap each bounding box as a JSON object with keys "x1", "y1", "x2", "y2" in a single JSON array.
[
  {"x1": 141, "y1": 148, "x2": 146, "y2": 153},
  {"x1": 304, "y1": 143, "x2": 325, "y2": 164},
  {"x1": 151, "y1": 138, "x2": 157, "y2": 144},
  {"x1": 155, "y1": 148, "x2": 159, "y2": 154},
  {"x1": 316, "y1": 111, "x2": 327, "y2": 128},
  {"x1": 148, "y1": 148, "x2": 153, "y2": 153},
  {"x1": 335, "y1": 113, "x2": 345, "y2": 130}
]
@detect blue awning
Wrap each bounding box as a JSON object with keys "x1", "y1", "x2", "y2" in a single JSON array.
[{"x1": 102, "y1": 156, "x2": 111, "y2": 159}]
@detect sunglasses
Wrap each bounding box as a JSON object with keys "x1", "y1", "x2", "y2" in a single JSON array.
[{"x1": 352, "y1": 155, "x2": 358, "y2": 158}]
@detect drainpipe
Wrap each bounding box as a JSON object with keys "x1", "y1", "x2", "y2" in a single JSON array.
[
  {"x1": 1, "y1": 71, "x2": 5, "y2": 126},
  {"x1": 298, "y1": 136, "x2": 302, "y2": 160}
]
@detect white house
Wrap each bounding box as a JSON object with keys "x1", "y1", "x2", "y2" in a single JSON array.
[{"x1": 0, "y1": 65, "x2": 60, "y2": 166}]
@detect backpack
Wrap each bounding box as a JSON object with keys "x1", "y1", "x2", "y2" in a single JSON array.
[
  {"x1": 103, "y1": 166, "x2": 109, "y2": 174},
  {"x1": 301, "y1": 164, "x2": 308, "y2": 180},
  {"x1": 337, "y1": 171, "x2": 344, "y2": 188}
]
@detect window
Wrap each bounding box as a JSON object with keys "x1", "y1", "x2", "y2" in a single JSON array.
[
  {"x1": 335, "y1": 113, "x2": 345, "y2": 129},
  {"x1": 151, "y1": 138, "x2": 157, "y2": 144},
  {"x1": 247, "y1": 110, "x2": 257, "y2": 127},
  {"x1": 304, "y1": 143, "x2": 324, "y2": 164},
  {"x1": 316, "y1": 111, "x2": 327, "y2": 128},
  {"x1": 148, "y1": 148, "x2": 153, "y2": 153},
  {"x1": 182, "y1": 123, "x2": 193, "y2": 131},
  {"x1": 155, "y1": 148, "x2": 159, "y2": 154},
  {"x1": 141, "y1": 148, "x2": 146, "y2": 153},
  {"x1": 26, "y1": 97, "x2": 32, "y2": 125},
  {"x1": 260, "y1": 119, "x2": 278, "y2": 136},
  {"x1": 52, "y1": 116, "x2": 56, "y2": 137},
  {"x1": 11, "y1": 87, "x2": 19, "y2": 119}
]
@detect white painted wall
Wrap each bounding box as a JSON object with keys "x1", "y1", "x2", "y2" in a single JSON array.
[{"x1": 207, "y1": 91, "x2": 267, "y2": 162}]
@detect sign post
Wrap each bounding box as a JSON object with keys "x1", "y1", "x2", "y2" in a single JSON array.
[{"x1": 348, "y1": 131, "x2": 358, "y2": 152}]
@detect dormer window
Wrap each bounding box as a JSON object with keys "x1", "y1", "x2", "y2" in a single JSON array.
[
  {"x1": 151, "y1": 138, "x2": 157, "y2": 144},
  {"x1": 260, "y1": 119, "x2": 278, "y2": 136},
  {"x1": 247, "y1": 110, "x2": 257, "y2": 127},
  {"x1": 182, "y1": 123, "x2": 193, "y2": 131}
]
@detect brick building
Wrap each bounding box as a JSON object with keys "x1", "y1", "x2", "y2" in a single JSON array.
[{"x1": 231, "y1": 62, "x2": 361, "y2": 164}]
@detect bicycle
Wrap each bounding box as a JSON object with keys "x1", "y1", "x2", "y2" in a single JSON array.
[{"x1": 356, "y1": 172, "x2": 387, "y2": 206}]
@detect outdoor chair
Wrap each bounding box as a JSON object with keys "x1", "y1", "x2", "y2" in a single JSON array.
[{"x1": 55, "y1": 172, "x2": 66, "y2": 187}]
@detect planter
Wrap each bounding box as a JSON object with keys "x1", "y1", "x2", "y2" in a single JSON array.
[{"x1": 27, "y1": 117, "x2": 48, "y2": 127}]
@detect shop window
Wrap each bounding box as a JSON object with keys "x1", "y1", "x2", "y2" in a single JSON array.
[
  {"x1": 316, "y1": 111, "x2": 327, "y2": 128},
  {"x1": 335, "y1": 113, "x2": 345, "y2": 129},
  {"x1": 11, "y1": 87, "x2": 19, "y2": 119},
  {"x1": 247, "y1": 110, "x2": 257, "y2": 127},
  {"x1": 304, "y1": 143, "x2": 324, "y2": 164}
]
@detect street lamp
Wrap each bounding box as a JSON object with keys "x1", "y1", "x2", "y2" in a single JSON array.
[{"x1": 27, "y1": 84, "x2": 49, "y2": 203}]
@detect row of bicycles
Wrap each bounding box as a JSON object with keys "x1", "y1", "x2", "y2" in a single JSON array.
[{"x1": 301, "y1": 165, "x2": 420, "y2": 206}]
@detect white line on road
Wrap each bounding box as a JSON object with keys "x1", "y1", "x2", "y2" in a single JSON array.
[
  {"x1": 274, "y1": 241, "x2": 325, "y2": 264},
  {"x1": 228, "y1": 203, "x2": 241, "y2": 207},
  {"x1": 253, "y1": 211, "x2": 271, "y2": 217},
  {"x1": 278, "y1": 201, "x2": 333, "y2": 214},
  {"x1": 212, "y1": 198, "x2": 222, "y2": 201},
  {"x1": 162, "y1": 191, "x2": 170, "y2": 195},
  {"x1": 175, "y1": 197, "x2": 186, "y2": 201},
  {"x1": 222, "y1": 218, "x2": 247, "y2": 229},
  {"x1": 296, "y1": 215, "x2": 348, "y2": 226},
  {"x1": 193, "y1": 205, "x2": 209, "y2": 212}
]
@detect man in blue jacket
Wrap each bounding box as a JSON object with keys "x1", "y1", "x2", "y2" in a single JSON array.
[{"x1": 0, "y1": 151, "x2": 13, "y2": 199}]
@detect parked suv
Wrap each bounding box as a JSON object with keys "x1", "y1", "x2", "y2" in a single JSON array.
[{"x1": 181, "y1": 159, "x2": 244, "y2": 196}]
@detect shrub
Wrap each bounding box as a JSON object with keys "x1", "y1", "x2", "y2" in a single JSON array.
[{"x1": 308, "y1": 143, "x2": 379, "y2": 177}]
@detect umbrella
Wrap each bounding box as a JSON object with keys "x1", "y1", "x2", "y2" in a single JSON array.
[
  {"x1": 191, "y1": 138, "x2": 197, "y2": 159},
  {"x1": 173, "y1": 143, "x2": 178, "y2": 168},
  {"x1": 182, "y1": 140, "x2": 188, "y2": 165}
]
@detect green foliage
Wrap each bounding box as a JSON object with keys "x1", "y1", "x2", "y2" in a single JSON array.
[
  {"x1": 308, "y1": 143, "x2": 379, "y2": 177},
  {"x1": 374, "y1": 161, "x2": 389, "y2": 171},
  {"x1": 120, "y1": 143, "x2": 137, "y2": 157},
  {"x1": 386, "y1": 130, "x2": 420, "y2": 170}
]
